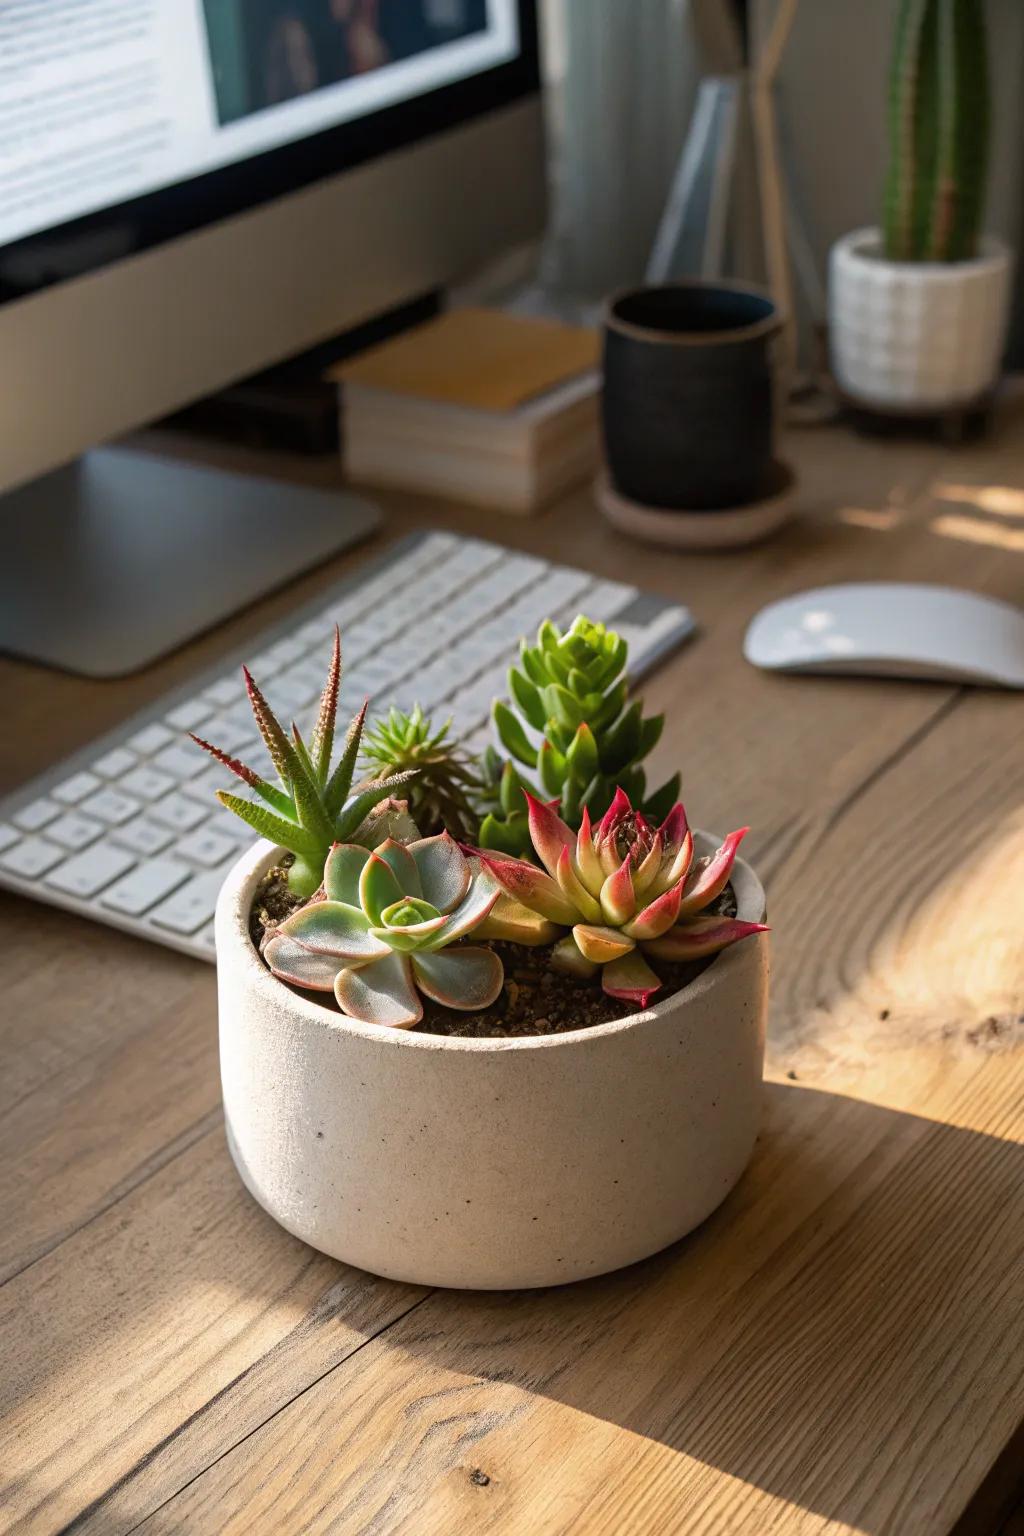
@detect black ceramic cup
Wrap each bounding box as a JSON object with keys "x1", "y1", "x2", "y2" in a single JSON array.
[{"x1": 602, "y1": 281, "x2": 783, "y2": 511}]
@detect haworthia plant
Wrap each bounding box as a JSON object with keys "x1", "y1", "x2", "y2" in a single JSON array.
[
  {"x1": 883, "y1": 0, "x2": 990, "y2": 262},
  {"x1": 478, "y1": 615, "x2": 680, "y2": 857},
  {"x1": 263, "y1": 833, "x2": 503, "y2": 1028},
  {"x1": 190, "y1": 629, "x2": 415, "y2": 897}
]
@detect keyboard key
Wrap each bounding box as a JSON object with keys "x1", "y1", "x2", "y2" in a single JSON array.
[
  {"x1": 46, "y1": 845, "x2": 135, "y2": 898},
  {"x1": 177, "y1": 827, "x2": 241, "y2": 868},
  {"x1": 48, "y1": 813, "x2": 103, "y2": 852},
  {"x1": 14, "y1": 798, "x2": 60, "y2": 832},
  {"x1": 128, "y1": 722, "x2": 174, "y2": 755},
  {"x1": 122, "y1": 766, "x2": 176, "y2": 801},
  {"x1": 165, "y1": 699, "x2": 212, "y2": 731},
  {"x1": 204, "y1": 676, "x2": 242, "y2": 707},
  {"x1": 102, "y1": 858, "x2": 191, "y2": 916},
  {"x1": 113, "y1": 816, "x2": 175, "y2": 856},
  {"x1": 0, "y1": 824, "x2": 20, "y2": 854},
  {"x1": 150, "y1": 868, "x2": 229, "y2": 935},
  {"x1": 153, "y1": 744, "x2": 205, "y2": 780},
  {"x1": 88, "y1": 788, "x2": 140, "y2": 826},
  {"x1": 191, "y1": 715, "x2": 251, "y2": 753},
  {"x1": 53, "y1": 772, "x2": 100, "y2": 806},
  {"x1": 94, "y1": 747, "x2": 137, "y2": 779},
  {"x1": 150, "y1": 793, "x2": 208, "y2": 832},
  {"x1": 267, "y1": 637, "x2": 307, "y2": 667},
  {"x1": 1, "y1": 838, "x2": 63, "y2": 878}
]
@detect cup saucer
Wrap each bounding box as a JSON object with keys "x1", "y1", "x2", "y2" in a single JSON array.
[{"x1": 595, "y1": 460, "x2": 797, "y2": 550}]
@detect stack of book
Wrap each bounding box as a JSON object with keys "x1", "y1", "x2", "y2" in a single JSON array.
[{"x1": 329, "y1": 307, "x2": 600, "y2": 514}]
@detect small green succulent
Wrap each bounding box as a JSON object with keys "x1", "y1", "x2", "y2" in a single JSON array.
[
  {"x1": 361, "y1": 705, "x2": 481, "y2": 843},
  {"x1": 478, "y1": 615, "x2": 679, "y2": 856},
  {"x1": 263, "y1": 833, "x2": 503, "y2": 1028},
  {"x1": 191, "y1": 629, "x2": 414, "y2": 897}
]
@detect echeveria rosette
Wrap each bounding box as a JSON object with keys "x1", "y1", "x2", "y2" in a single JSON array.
[
  {"x1": 263, "y1": 833, "x2": 503, "y2": 1029},
  {"x1": 477, "y1": 789, "x2": 767, "y2": 1009},
  {"x1": 188, "y1": 628, "x2": 415, "y2": 897},
  {"x1": 478, "y1": 615, "x2": 680, "y2": 856}
]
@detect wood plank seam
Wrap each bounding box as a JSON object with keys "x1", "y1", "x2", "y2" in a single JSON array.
[
  {"x1": 0, "y1": 1108, "x2": 222, "y2": 1290},
  {"x1": 114, "y1": 1292, "x2": 437, "y2": 1536}
]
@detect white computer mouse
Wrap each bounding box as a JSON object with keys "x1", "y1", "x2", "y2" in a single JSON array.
[{"x1": 744, "y1": 582, "x2": 1024, "y2": 688}]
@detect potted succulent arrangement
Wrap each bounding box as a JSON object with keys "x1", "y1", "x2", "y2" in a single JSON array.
[
  {"x1": 201, "y1": 616, "x2": 769, "y2": 1289},
  {"x1": 829, "y1": 0, "x2": 1013, "y2": 414}
]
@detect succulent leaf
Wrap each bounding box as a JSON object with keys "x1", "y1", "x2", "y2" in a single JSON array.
[
  {"x1": 359, "y1": 850, "x2": 406, "y2": 926},
  {"x1": 601, "y1": 950, "x2": 663, "y2": 1008},
  {"x1": 549, "y1": 934, "x2": 598, "y2": 980},
  {"x1": 412, "y1": 947, "x2": 504, "y2": 1011},
  {"x1": 325, "y1": 700, "x2": 368, "y2": 819},
  {"x1": 312, "y1": 626, "x2": 341, "y2": 782},
  {"x1": 189, "y1": 734, "x2": 294, "y2": 818},
  {"x1": 427, "y1": 872, "x2": 500, "y2": 947},
  {"x1": 334, "y1": 952, "x2": 423, "y2": 1029},
  {"x1": 677, "y1": 828, "x2": 749, "y2": 916},
  {"x1": 555, "y1": 846, "x2": 603, "y2": 925},
  {"x1": 410, "y1": 832, "x2": 471, "y2": 913},
  {"x1": 494, "y1": 701, "x2": 537, "y2": 768},
  {"x1": 262, "y1": 934, "x2": 343, "y2": 991},
  {"x1": 324, "y1": 842, "x2": 371, "y2": 904},
  {"x1": 572, "y1": 924, "x2": 636, "y2": 965},
  {"x1": 476, "y1": 851, "x2": 580, "y2": 926},
  {"x1": 278, "y1": 900, "x2": 390, "y2": 961},
  {"x1": 644, "y1": 917, "x2": 769, "y2": 962},
  {"x1": 524, "y1": 792, "x2": 576, "y2": 880},
  {"x1": 474, "y1": 893, "x2": 561, "y2": 946}
]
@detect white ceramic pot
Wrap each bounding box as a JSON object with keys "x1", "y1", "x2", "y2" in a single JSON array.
[
  {"x1": 829, "y1": 227, "x2": 1013, "y2": 411},
  {"x1": 215, "y1": 835, "x2": 770, "y2": 1289}
]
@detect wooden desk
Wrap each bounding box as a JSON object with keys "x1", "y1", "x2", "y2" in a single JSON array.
[{"x1": 3, "y1": 404, "x2": 1024, "y2": 1536}]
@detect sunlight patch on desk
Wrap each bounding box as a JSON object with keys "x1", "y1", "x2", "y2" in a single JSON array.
[
  {"x1": 838, "y1": 507, "x2": 903, "y2": 532},
  {"x1": 933, "y1": 481, "x2": 1024, "y2": 519},
  {"x1": 929, "y1": 513, "x2": 1024, "y2": 553}
]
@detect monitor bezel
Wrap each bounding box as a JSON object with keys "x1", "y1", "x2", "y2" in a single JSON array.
[{"x1": 0, "y1": 0, "x2": 539, "y2": 307}]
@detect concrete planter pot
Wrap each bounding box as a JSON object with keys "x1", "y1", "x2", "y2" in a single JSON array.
[
  {"x1": 829, "y1": 227, "x2": 1013, "y2": 411},
  {"x1": 215, "y1": 835, "x2": 770, "y2": 1290}
]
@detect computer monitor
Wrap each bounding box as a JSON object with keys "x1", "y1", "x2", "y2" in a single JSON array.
[{"x1": 0, "y1": 0, "x2": 544, "y2": 674}]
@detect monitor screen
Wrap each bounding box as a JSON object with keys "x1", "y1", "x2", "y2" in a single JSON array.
[{"x1": 0, "y1": 0, "x2": 534, "y2": 296}]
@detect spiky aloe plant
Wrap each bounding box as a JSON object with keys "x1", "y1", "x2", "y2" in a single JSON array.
[
  {"x1": 361, "y1": 705, "x2": 481, "y2": 843},
  {"x1": 190, "y1": 629, "x2": 414, "y2": 897},
  {"x1": 476, "y1": 789, "x2": 766, "y2": 1008},
  {"x1": 263, "y1": 834, "x2": 502, "y2": 1028},
  {"x1": 883, "y1": 0, "x2": 990, "y2": 262},
  {"x1": 479, "y1": 615, "x2": 679, "y2": 857}
]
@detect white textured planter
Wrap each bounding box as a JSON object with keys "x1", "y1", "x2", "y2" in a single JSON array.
[
  {"x1": 215, "y1": 836, "x2": 769, "y2": 1289},
  {"x1": 829, "y1": 227, "x2": 1013, "y2": 410}
]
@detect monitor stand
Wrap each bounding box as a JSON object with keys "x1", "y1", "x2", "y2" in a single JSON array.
[{"x1": 0, "y1": 447, "x2": 382, "y2": 678}]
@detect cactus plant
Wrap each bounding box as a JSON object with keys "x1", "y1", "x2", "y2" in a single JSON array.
[
  {"x1": 479, "y1": 615, "x2": 679, "y2": 857},
  {"x1": 476, "y1": 788, "x2": 766, "y2": 1008},
  {"x1": 263, "y1": 834, "x2": 503, "y2": 1027},
  {"x1": 190, "y1": 629, "x2": 414, "y2": 898},
  {"x1": 361, "y1": 705, "x2": 481, "y2": 843},
  {"x1": 883, "y1": 0, "x2": 990, "y2": 263}
]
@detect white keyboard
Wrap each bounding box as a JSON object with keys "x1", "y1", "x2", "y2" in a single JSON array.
[{"x1": 0, "y1": 532, "x2": 694, "y2": 961}]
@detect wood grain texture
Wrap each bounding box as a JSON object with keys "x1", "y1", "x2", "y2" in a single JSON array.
[{"x1": 3, "y1": 399, "x2": 1024, "y2": 1534}]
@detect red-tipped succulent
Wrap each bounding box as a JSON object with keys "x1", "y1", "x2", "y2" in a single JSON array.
[{"x1": 477, "y1": 789, "x2": 766, "y2": 1008}]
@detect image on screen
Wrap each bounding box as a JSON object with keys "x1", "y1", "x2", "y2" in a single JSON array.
[{"x1": 203, "y1": 0, "x2": 490, "y2": 125}]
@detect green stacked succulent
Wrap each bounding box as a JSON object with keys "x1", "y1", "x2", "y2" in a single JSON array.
[
  {"x1": 478, "y1": 615, "x2": 679, "y2": 856},
  {"x1": 883, "y1": 0, "x2": 990, "y2": 263}
]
